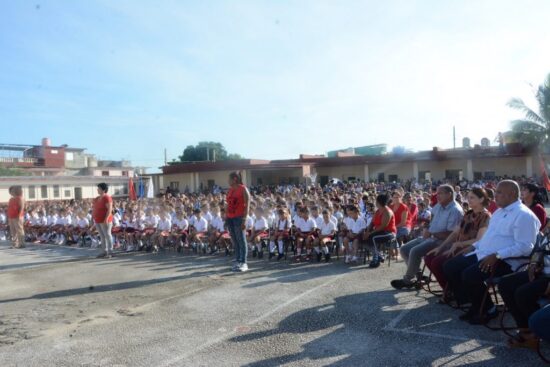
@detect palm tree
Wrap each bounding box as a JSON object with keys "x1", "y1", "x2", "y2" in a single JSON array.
[{"x1": 507, "y1": 73, "x2": 550, "y2": 151}]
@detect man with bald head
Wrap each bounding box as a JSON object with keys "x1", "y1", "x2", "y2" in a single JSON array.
[{"x1": 443, "y1": 180, "x2": 540, "y2": 325}]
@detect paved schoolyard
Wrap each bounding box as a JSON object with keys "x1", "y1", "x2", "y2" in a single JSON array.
[{"x1": 0, "y1": 241, "x2": 545, "y2": 367}]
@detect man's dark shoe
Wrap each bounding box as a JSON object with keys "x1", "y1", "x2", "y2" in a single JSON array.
[
  {"x1": 391, "y1": 279, "x2": 415, "y2": 290},
  {"x1": 324, "y1": 253, "x2": 331, "y2": 263},
  {"x1": 468, "y1": 309, "x2": 498, "y2": 325},
  {"x1": 316, "y1": 252, "x2": 323, "y2": 262}
]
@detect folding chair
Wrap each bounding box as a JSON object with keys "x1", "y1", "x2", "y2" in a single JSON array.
[{"x1": 536, "y1": 298, "x2": 550, "y2": 364}]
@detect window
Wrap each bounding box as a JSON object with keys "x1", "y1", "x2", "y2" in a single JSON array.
[
  {"x1": 170, "y1": 181, "x2": 180, "y2": 190},
  {"x1": 207, "y1": 180, "x2": 215, "y2": 189},
  {"x1": 485, "y1": 171, "x2": 496, "y2": 179},
  {"x1": 474, "y1": 171, "x2": 482, "y2": 180},
  {"x1": 66, "y1": 152, "x2": 74, "y2": 161},
  {"x1": 53, "y1": 185, "x2": 60, "y2": 198},
  {"x1": 114, "y1": 185, "x2": 121, "y2": 195},
  {"x1": 377, "y1": 173, "x2": 385, "y2": 182},
  {"x1": 51, "y1": 149, "x2": 58, "y2": 154},
  {"x1": 28, "y1": 185, "x2": 36, "y2": 199},
  {"x1": 102, "y1": 171, "x2": 109, "y2": 176},
  {"x1": 122, "y1": 171, "x2": 128, "y2": 176},
  {"x1": 40, "y1": 185, "x2": 48, "y2": 198},
  {"x1": 388, "y1": 174, "x2": 398, "y2": 182},
  {"x1": 123, "y1": 186, "x2": 128, "y2": 195},
  {"x1": 64, "y1": 189, "x2": 71, "y2": 197}
]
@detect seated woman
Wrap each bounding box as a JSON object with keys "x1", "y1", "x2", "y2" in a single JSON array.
[
  {"x1": 522, "y1": 183, "x2": 547, "y2": 231},
  {"x1": 362, "y1": 193, "x2": 397, "y2": 269},
  {"x1": 390, "y1": 191, "x2": 410, "y2": 246},
  {"x1": 424, "y1": 187, "x2": 491, "y2": 298}
]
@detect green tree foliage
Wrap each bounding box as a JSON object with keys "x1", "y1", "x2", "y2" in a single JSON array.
[
  {"x1": 172, "y1": 142, "x2": 245, "y2": 163},
  {"x1": 0, "y1": 167, "x2": 26, "y2": 176}
]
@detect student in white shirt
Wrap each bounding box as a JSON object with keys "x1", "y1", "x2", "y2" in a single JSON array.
[
  {"x1": 152, "y1": 211, "x2": 172, "y2": 252},
  {"x1": 342, "y1": 206, "x2": 367, "y2": 264},
  {"x1": 310, "y1": 206, "x2": 324, "y2": 229},
  {"x1": 269, "y1": 208, "x2": 291, "y2": 260},
  {"x1": 443, "y1": 180, "x2": 540, "y2": 324},
  {"x1": 189, "y1": 208, "x2": 208, "y2": 253},
  {"x1": 250, "y1": 207, "x2": 269, "y2": 258},
  {"x1": 294, "y1": 207, "x2": 317, "y2": 261},
  {"x1": 208, "y1": 206, "x2": 226, "y2": 254},
  {"x1": 313, "y1": 209, "x2": 337, "y2": 262},
  {"x1": 171, "y1": 209, "x2": 189, "y2": 251}
]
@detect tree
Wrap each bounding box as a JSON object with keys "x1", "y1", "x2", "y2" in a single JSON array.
[
  {"x1": 508, "y1": 73, "x2": 550, "y2": 151},
  {"x1": 0, "y1": 167, "x2": 26, "y2": 176},
  {"x1": 172, "y1": 142, "x2": 245, "y2": 163}
]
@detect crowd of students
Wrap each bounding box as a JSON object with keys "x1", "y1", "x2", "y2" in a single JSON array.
[{"x1": 1, "y1": 176, "x2": 549, "y2": 354}]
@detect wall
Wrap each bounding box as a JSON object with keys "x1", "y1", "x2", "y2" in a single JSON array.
[
  {"x1": 368, "y1": 162, "x2": 415, "y2": 182},
  {"x1": 315, "y1": 165, "x2": 364, "y2": 181},
  {"x1": 250, "y1": 168, "x2": 304, "y2": 185},
  {"x1": 471, "y1": 156, "x2": 527, "y2": 178}
]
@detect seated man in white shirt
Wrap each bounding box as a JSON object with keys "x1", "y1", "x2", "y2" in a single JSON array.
[{"x1": 443, "y1": 180, "x2": 540, "y2": 325}]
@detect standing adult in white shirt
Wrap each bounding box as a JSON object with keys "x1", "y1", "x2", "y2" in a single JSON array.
[{"x1": 443, "y1": 180, "x2": 540, "y2": 325}]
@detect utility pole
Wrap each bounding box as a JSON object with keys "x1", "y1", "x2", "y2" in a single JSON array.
[
  {"x1": 164, "y1": 148, "x2": 167, "y2": 165},
  {"x1": 453, "y1": 126, "x2": 456, "y2": 149}
]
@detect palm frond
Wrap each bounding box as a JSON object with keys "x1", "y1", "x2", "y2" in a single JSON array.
[
  {"x1": 507, "y1": 98, "x2": 546, "y2": 124},
  {"x1": 510, "y1": 119, "x2": 546, "y2": 132},
  {"x1": 535, "y1": 73, "x2": 550, "y2": 123}
]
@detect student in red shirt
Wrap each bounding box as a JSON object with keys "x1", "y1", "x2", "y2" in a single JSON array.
[
  {"x1": 93, "y1": 183, "x2": 114, "y2": 258},
  {"x1": 7, "y1": 186, "x2": 25, "y2": 249}
]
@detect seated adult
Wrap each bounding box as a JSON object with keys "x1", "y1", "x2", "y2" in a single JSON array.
[
  {"x1": 362, "y1": 193, "x2": 397, "y2": 268},
  {"x1": 391, "y1": 184, "x2": 464, "y2": 290},
  {"x1": 529, "y1": 303, "x2": 550, "y2": 344},
  {"x1": 499, "y1": 233, "x2": 550, "y2": 348},
  {"x1": 390, "y1": 191, "x2": 410, "y2": 245},
  {"x1": 521, "y1": 183, "x2": 547, "y2": 231},
  {"x1": 424, "y1": 187, "x2": 491, "y2": 294},
  {"x1": 442, "y1": 180, "x2": 540, "y2": 325}
]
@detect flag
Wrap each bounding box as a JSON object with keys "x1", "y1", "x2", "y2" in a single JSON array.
[
  {"x1": 128, "y1": 177, "x2": 137, "y2": 201},
  {"x1": 138, "y1": 176, "x2": 145, "y2": 198},
  {"x1": 146, "y1": 177, "x2": 154, "y2": 198},
  {"x1": 539, "y1": 155, "x2": 550, "y2": 191}
]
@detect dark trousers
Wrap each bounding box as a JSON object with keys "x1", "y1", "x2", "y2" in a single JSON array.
[
  {"x1": 443, "y1": 254, "x2": 512, "y2": 312},
  {"x1": 499, "y1": 272, "x2": 550, "y2": 328},
  {"x1": 530, "y1": 305, "x2": 550, "y2": 341}
]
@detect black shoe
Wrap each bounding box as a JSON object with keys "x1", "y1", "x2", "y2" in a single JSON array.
[
  {"x1": 369, "y1": 257, "x2": 381, "y2": 268},
  {"x1": 269, "y1": 252, "x2": 275, "y2": 260},
  {"x1": 468, "y1": 309, "x2": 498, "y2": 325},
  {"x1": 459, "y1": 309, "x2": 475, "y2": 321},
  {"x1": 390, "y1": 279, "x2": 415, "y2": 290},
  {"x1": 258, "y1": 250, "x2": 263, "y2": 259},
  {"x1": 252, "y1": 248, "x2": 258, "y2": 258},
  {"x1": 277, "y1": 253, "x2": 285, "y2": 261},
  {"x1": 316, "y1": 252, "x2": 323, "y2": 262},
  {"x1": 324, "y1": 253, "x2": 331, "y2": 263},
  {"x1": 225, "y1": 248, "x2": 230, "y2": 257}
]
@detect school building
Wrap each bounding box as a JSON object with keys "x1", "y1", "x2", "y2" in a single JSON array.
[{"x1": 160, "y1": 145, "x2": 547, "y2": 192}]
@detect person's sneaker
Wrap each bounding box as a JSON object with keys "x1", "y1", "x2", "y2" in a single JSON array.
[
  {"x1": 390, "y1": 279, "x2": 416, "y2": 290},
  {"x1": 468, "y1": 308, "x2": 498, "y2": 325},
  {"x1": 238, "y1": 263, "x2": 248, "y2": 272},
  {"x1": 269, "y1": 252, "x2": 275, "y2": 260},
  {"x1": 126, "y1": 245, "x2": 135, "y2": 252},
  {"x1": 324, "y1": 253, "x2": 331, "y2": 263},
  {"x1": 294, "y1": 256, "x2": 302, "y2": 263},
  {"x1": 344, "y1": 255, "x2": 350, "y2": 264},
  {"x1": 459, "y1": 309, "x2": 476, "y2": 321},
  {"x1": 252, "y1": 248, "x2": 258, "y2": 258},
  {"x1": 277, "y1": 253, "x2": 285, "y2": 261},
  {"x1": 350, "y1": 256, "x2": 358, "y2": 264},
  {"x1": 232, "y1": 262, "x2": 242, "y2": 272},
  {"x1": 316, "y1": 252, "x2": 323, "y2": 262}
]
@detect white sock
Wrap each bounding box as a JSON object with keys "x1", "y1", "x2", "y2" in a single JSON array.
[
  {"x1": 269, "y1": 241, "x2": 275, "y2": 253},
  {"x1": 314, "y1": 246, "x2": 320, "y2": 254},
  {"x1": 277, "y1": 240, "x2": 284, "y2": 254},
  {"x1": 323, "y1": 246, "x2": 329, "y2": 255}
]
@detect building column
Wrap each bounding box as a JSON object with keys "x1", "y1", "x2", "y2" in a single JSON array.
[
  {"x1": 412, "y1": 162, "x2": 419, "y2": 180},
  {"x1": 363, "y1": 164, "x2": 369, "y2": 182},
  {"x1": 526, "y1": 156, "x2": 533, "y2": 177},
  {"x1": 466, "y1": 159, "x2": 473, "y2": 181},
  {"x1": 241, "y1": 170, "x2": 251, "y2": 187}
]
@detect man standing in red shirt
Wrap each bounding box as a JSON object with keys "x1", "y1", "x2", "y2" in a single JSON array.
[
  {"x1": 7, "y1": 186, "x2": 25, "y2": 249},
  {"x1": 93, "y1": 183, "x2": 114, "y2": 258}
]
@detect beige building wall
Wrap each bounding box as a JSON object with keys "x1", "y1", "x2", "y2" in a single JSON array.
[
  {"x1": 471, "y1": 156, "x2": 528, "y2": 177},
  {"x1": 368, "y1": 162, "x2": 415, "y2": 181},
  {"x1": 198, "y1": 170, "x2": 235, "y2": 189},
  {"x1": 417, "y1": 159, "x2": 468, "y2": 180},
  {"x1": 315, "y1": 165, "x2": 364, "y2": 181},
  {"x1": 163, "y1": 173, "x2": 195, "y2": 192},
  {"x1": 250, "y1": 168, "x2": 304, "y2": 185}
]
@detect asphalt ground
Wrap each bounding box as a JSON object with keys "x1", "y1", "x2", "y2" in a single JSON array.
[{"x1": 0, "y1": 241, "x2": 545, "y2": 367}]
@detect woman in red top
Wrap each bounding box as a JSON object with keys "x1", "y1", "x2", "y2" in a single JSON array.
[
  {"x1": 391, "y1": 191, "x2": 410, "y2": 245},
  {"x1": 226, "y1": 172, "x2": 250, "y2": 272},
  {"x1": 521, "y1": 183, "x2": 547, "y2": 231},
  {"x1": 7, "y1": 186, "x2": 25, "y2": 248},
  {"x1": 403, "y1": 193, "x2": 418, "y2": 230},
  {"x1": 93, "y1": 183, "x2": 114, "y2": 258},
  {"x1": 363, "y1": 193, "x2": 397, "y2": 268}
]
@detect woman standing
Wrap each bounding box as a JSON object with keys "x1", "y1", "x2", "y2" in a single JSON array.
[
  {"x1": 226, "y1": 172, "x2": 250, "y2": 272},
  {"x1": 7, "y1": 186, "x2": 25, "y2": 248},
  {"x1": 93, "y1": 183, "x2": 114, "y2": 258}
]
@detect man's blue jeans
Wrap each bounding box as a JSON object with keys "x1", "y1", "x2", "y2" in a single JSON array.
[{"x1": 227, "y1": 216, "x2": 247, "y2": 264}]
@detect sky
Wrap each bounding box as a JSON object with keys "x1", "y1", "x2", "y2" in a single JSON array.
[{"x1": 1, "y1": 0, "x2": 550, "y2": 172}]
